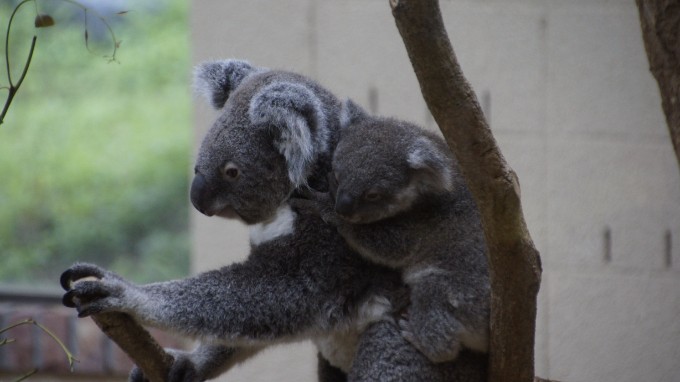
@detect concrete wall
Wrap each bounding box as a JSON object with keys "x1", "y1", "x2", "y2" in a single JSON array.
[{"x1": 190, "y1": 1, "x2": 680, "y2": 381}]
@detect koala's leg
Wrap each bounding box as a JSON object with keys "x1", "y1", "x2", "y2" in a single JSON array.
[
  {"x1": 337, "y1": 222, "x2": 419, "y2": 268},
  {"x1": 350, "y1": 320, "x2": 488, "y2": 382},
  {"x1": 348, "y1": 320, "x2": 445, "y2": 382},
  {"x1": 400, "y1": 273, "x2": 489, "y2": 363},
  {"x1": 128, "y1": 344, "x2": 262, "y2": 382}
]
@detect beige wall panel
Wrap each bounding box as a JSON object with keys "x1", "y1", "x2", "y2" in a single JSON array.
[
  {"x1": 546, "y1": 271, "x2": 680, "y2": 382},
  {"x1": 546, "y1": 3, "x2": 667, "y2": 138},
  {"x1": 546, "y1": 137, "x2": 680, "y2": 270}
]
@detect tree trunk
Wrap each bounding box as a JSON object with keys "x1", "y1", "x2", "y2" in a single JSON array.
[
  {"x1": 635, "y1": 0, "x2": 680, "y2": 171},
  {"x1": 389, "y1": 1, "x2": 542, "y2": 381}
]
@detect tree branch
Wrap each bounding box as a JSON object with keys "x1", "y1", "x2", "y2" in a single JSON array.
[
  {"x1": 389, "y1": 1, "x2": 542, "y2": 381},
  {"x1": 635, "y1": 0, "x2": 680, "y2": 172},
  {"x1": 90, "y1": 313, "x2": 173, "y2": 382}
]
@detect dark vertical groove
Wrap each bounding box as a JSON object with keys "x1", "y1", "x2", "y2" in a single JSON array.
[
  {"x1": 665, "y1": 230, "x2": 672, "y2": 268},
  {"x1": 603, "y1": 226, "x2": 612, "y2": 264}
]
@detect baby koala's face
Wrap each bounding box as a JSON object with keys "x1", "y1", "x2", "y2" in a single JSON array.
[{"x1": 330, "y1": 120, "x2": 420, "y2": 224}]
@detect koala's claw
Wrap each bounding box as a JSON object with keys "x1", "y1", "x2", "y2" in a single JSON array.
[
  {"x1": 60, "y1": 263, "x2": 130, "y2": 316},
  {"x1": 60, "y1": 262, "x2": 109, "y2": 290},
  {"x1": 62, "y1": 280, "x2": 118, "y2": 316},
  {"x1": 398, "y1": 318, "x2": 415, "y2": 343},
  {"x1": 62, "y1": 290, "x2": 78, "y2": 308}
]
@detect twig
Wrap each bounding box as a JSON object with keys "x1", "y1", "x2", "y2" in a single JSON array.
[
  {"x1": 0, "y1": 317, "x2": 78, "y2": 379},
  {"x1": 0, "y1": 36, "x2": 36, "y2": 126},
  {"x1": 1, "y1": 0, "x2": 37, "y2": 125}
]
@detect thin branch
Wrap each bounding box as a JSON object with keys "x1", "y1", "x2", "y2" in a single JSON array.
[
  {"x1": 0, "y1": 318, "x2": 78, "y2": 369},
  {"x1": 5, "y1": 0, "x2": 35, "y2": 88},
  {"x1": 0, "y1": 36, "x2": 36, "y2": 125},
  {"x1": 58, "y1": 0, "x2": 121, "y2": 61},
  {"x1": 13, "y1": 368, "x2": 38, "y2": 382}
]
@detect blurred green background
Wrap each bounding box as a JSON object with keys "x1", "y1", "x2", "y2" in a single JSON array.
[{"x1": 0, "y1": 0, "x2": 191, "y2": 286}]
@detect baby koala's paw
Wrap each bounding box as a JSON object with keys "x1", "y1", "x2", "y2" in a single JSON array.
[{"x1": 398, "y1": 310, "x2": 462, "y2": 364}]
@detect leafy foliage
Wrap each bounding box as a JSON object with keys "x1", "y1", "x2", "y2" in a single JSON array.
[{"x1": 0, "y1": 0, "x2": 191, "y2": 285}]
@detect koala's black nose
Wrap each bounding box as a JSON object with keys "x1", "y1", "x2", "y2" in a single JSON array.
[
  {"x1": 335, "y1": 191, "x2": 354, "y2": 218},
  {"x1": 190, "y1": 173, "x2": 210, "y2": 215}
]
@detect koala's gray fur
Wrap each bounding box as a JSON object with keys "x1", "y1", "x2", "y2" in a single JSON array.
[
  {"x1": 294, "y1": 101, "x2": 490, "y2": 363},
  {"x1": 61, "y1": 60, "x2": 487, "y2": 381}
]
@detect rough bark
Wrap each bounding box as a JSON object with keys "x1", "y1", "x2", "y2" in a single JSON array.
[
  {"x1": 389, "y1": 1, "x2": 542, "y2": 381},
  {"x1": 636, "y1": 0, "x2": 680, "y2": 170},
  {"x1": 91, "y1": 313, "x2": 172, "y2": 382}
]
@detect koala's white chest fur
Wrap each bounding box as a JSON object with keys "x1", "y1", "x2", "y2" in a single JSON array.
[
  {"x1": 314, "y1": 295, "x2": 393, "y2": 372},
  {"x1": 249, "y1": 204, "x2": 296, "y2": 245},
  {"x1": 313, "y1": 331, "x2": 359, "y2": 373}
]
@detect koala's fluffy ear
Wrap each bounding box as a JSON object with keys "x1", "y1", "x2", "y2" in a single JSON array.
[
  {"x1": 339, "y1": 99, "x2": 368, "y2": 129},
  {"x1": 194, "y1": 60, "x2": 257, "y2": 109},
  {"x1": 407, "y1": 136, "x2": 456, "y2": 193},
  {"x1": 249, "y1": 82, "x2": 330, "y2": 187}
]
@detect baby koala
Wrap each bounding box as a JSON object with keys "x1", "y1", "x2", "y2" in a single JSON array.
[{"x1": 292, "y1": 100, "x2": 490, "y2": 363}]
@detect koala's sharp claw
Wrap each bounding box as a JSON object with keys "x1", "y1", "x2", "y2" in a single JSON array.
[
  {"x1": 59, "y1": 270, "x2": 73, "y2": 291},
  {"x1": 62, "y1": 290, "x2": 78, "y2": 308},
  {"x1": 60, "y1": 262, "x2": 106, "y2": 290}
]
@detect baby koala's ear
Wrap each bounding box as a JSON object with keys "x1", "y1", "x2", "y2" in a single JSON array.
[
  {"x1": 339, "y1": 99, "x2": 369, "y2": 129},
  {"x1": 193, "y1": 59, "x2": 258, "y2": 109},
  {"x1": 407, "y1": 136, "x2": 456, "y2": 194}
]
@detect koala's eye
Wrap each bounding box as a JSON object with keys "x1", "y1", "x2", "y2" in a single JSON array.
[
  {"x1": 364, "y1": 190, "x2": 381, "y2": 202},
  {"x1": 222, "y1": 162, "x2": 240, "y2": 180}
]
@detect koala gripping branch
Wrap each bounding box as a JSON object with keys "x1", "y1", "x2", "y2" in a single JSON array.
[{"x1": 390, "y1": 1, "x2": 542, "y2": 382}]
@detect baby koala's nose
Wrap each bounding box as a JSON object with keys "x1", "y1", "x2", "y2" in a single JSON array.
[{"x1": 334, "y1": 191, "x2": 355, "y2": 218}]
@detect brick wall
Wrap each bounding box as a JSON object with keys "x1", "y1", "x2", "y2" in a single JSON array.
[{"x1": 0, "y1": 302, "x2": 186, "y2": 381}]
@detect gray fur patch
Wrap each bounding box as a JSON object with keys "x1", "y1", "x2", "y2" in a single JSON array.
[
  {"x1": 248, "y1": 82, "x2": 330, "y2": 186},
  {"x1": 194, "y1": 59, "x2": 258, "y2": 109}
]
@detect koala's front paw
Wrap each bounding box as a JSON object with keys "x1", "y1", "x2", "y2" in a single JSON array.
[
  {"x1": 289, "y1": 189, "x2": 340, "y2": 225},
  {"x1": 399, "y1": 311, "x2": 462, "y2": 364},
  {"x1": 60, "y1": 263, "x2": 132, "y2": 318},
  {"x1": 129, "y1": 351, "x2": 199, "y2": 382},
  {"x1": 289, "y1": 197, "x2": 323, "y2": 216}
]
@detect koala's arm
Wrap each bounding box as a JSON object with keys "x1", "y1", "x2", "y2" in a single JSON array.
[
  {"x1": 61, "y1": 259, "x2": 343, "y2": 345},
  {"x1": 289, "y1": 190, "x2": 342, "y2": 226},
  {"x1": 129, "y1": 344, "x2": 262, "y2": 382},
  {"x1": 336, "y1": 218, "x2": 421, "y2": 269},
  {"x1": 288, "y1": 196, "x2": 418, "y2": 268}
]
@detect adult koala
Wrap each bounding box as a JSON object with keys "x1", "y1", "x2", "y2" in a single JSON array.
[{"x1": 60, "y1": 59, "x2": 488, "y2": 381}]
